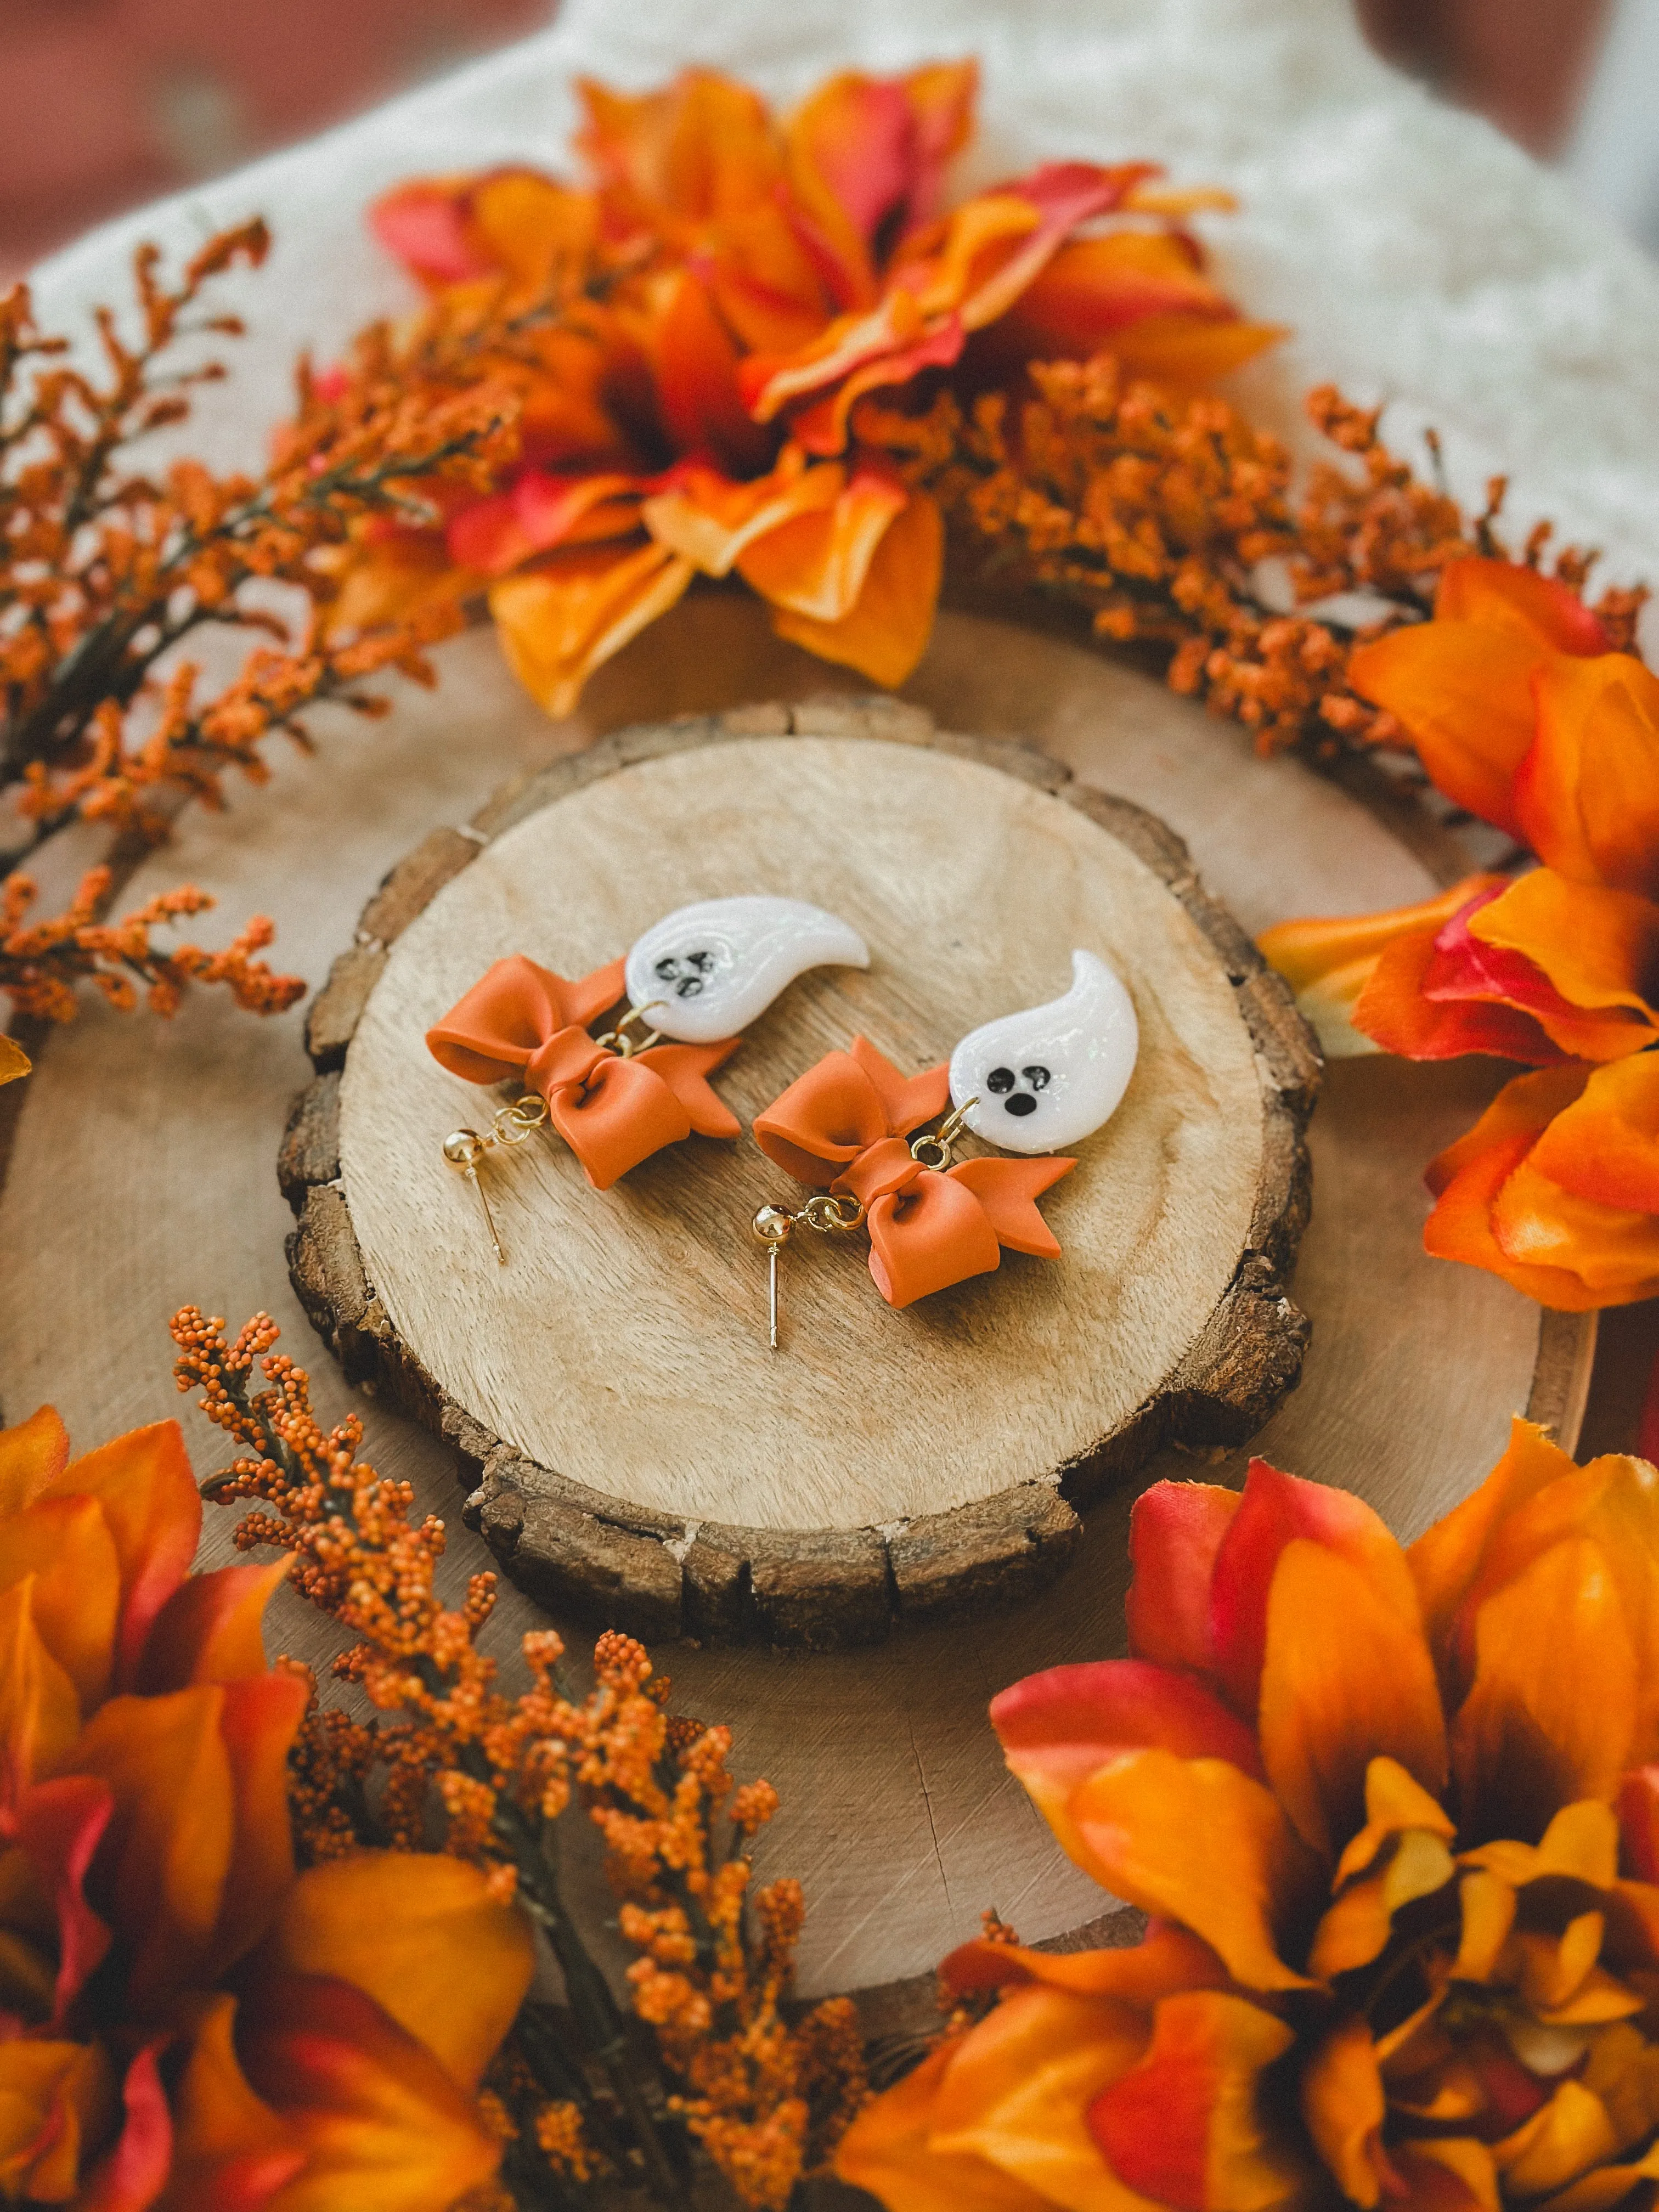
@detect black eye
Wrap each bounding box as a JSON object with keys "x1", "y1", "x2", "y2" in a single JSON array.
[
  {"x1": 654, "y1": 956, "x2": 680, "y2": 981},
  {"x1": 676, "y1": 976, "x2": 704, "y2": 998},
  {"x1": 1023, "y1": 1065, "x2": 1051, "y2": 1090},
  {"x1": 686, "y1": 949, "x2": 715, "y2": 973},
  {"x1": 1005, "y1": 1093, "x2": 1038, "y2": 1118},
  {"x1": 986, "y1": 1066, "x2": 1015, "y2": 1094}
]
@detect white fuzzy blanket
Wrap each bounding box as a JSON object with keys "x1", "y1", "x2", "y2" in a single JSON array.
[{"x1": 29, "y1": 0, "x2": 1659, "y2": 633}]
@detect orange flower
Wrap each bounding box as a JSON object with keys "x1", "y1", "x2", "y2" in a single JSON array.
[
  {"x1": 1261, "y1": 872, "x2": 1659, "y2": 1066},
  {"x1": 840, "y1": 1434, "x2": 1659, "y2": 2212},
  {"x1": 1422, "y1": 1056, "x2": 1659, "y2": 1308},
  {"x1": 353, "y1": 63, "x2": 1274, "y2": 711},
  {"x1": 1347, "y1": 556, "x2": 1615, "y2": 840},
  {"x1": 0, "y1": 1406, "x2": 532, "y2": 2208}
]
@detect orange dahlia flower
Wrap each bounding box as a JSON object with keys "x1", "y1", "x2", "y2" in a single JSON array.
[
  {"x1": 356, "y1": 63, "x2": 1280, "y2": 713},
  {"x1": 0, "y1": 1405, "x2": 532, "y2": 2207},
  {"x1": 838, "y1": 1432, "x2": 1659, "y2": 2212}
]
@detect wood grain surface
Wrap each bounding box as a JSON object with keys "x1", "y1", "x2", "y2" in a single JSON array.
[
  {"x1": 0, "y1": 590, "x2": 1594, "y2": 2000},
  {"x1": 306, "y1": 704, "x2": 1317, "y2": 1643}
]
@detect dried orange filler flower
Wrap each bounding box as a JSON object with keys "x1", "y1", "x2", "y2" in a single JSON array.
[{"x1": 172, "y1": 1304, "x2": 867, "y2": 2209}]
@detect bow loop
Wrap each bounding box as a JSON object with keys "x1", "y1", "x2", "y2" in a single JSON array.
[
  {"x1": 753, "y1": 1036, "x2": 950, "y2": 1187},
  {"x1": 426, "y1": 955, "x2": 628, "y2": 1085}
]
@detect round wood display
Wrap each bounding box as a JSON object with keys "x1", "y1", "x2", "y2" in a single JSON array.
[
  {"x1": 0, "y1": 595, "x2": 1598, "y2": 2012},
  {"x1": 288, "y1": 698, "x2": 1318, "y2": 1647}
]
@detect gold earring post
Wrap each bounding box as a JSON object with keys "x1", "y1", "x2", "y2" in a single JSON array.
[
  {"x1": 444, "y1": 1130, "x2": 505, "y2": 1263},
  {"x1": 749, "y1": 1194, "x2": 866, "y2": 1350}
]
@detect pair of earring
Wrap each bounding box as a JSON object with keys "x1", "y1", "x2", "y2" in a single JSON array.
[{"x1": 425, "y1": 897, "x2": 1138, "y2": 1345}]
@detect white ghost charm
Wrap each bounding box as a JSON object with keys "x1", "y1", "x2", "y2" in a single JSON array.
[
  {"x1": 624, "y1": 896, "x2": 870, "y2": 1043},
  {"x1": 948, "y1": 950, "x2": 1138, "y2": 1155}
]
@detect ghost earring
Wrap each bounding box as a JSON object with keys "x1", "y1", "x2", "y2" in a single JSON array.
[
  {"x1": 426, "y1": 896, "x2": 868, "y2": 1262},
  {"x1": 748, "y1": 950, "x2": 1138, "y2": 1341}
]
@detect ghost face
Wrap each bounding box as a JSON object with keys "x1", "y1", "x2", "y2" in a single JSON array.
[
  {"x1": 948, "y1": 949, "x2": 1139, "y2": 1154},
  {"x1": 622, "y1": 896, "x2": 870, "y2": 1043}
]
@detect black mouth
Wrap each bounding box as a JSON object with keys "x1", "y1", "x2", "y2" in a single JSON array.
[{"x1": 1004, "y1": 1093, "x2": 1037, "y2": 1118}]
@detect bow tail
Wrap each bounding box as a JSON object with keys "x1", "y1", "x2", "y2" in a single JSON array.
[
  {"x1": 633, "y1": 1040, "x2": 743, "y2": 1140},
  {"x1": 866, "y1": 1175, "x2": 1003, "y2": 1309},
  {"x1": 547, "y1": 1057, "x2": 692, "y2": 1190},
  {"x1": 947, "y1": 1156, "x2": 1075, "y2": 1259}
]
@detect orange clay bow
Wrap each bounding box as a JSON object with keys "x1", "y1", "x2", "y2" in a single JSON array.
[
  {"x1": 426, "y1": 953, "x2": 740, "y2": 1189},
  {"x1": 753, "y1": 1036, "x2": 1074, "y2": 1308}
]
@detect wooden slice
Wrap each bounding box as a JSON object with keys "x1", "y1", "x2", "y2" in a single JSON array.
[{"x1": 285, "y1": 698, "x2": 1318, "y2": 1646}]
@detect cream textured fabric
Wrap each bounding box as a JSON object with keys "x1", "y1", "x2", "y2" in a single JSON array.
[{"x1": 27, "y1": 0, "x2": 1659, "y2": 629}]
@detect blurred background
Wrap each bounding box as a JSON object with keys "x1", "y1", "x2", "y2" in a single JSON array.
[{"x1": 1, "y1": 0, "x2": 1655, "y2": 278}]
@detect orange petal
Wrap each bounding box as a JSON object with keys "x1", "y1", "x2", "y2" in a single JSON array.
[
  {"x1": 1069, "y1": 1750, "x2": 1321, "y2": 1991},
  {"x1": 737, "y1": 454, "x2": 907, "y2": 622},
  {"x1": 577, "y1": 69, "x2": 782, "y2": 228},
  {"x1": 1301, "y1": 2016, "x2": 1390, "y2": 2208},
  {"x1": 47, "y1": 1421, "x2": 199, "y2": 1688},
  {"x1": 9, "y1": 1774, "x2": 116, "y2": 2024},
  {"x1": 369, "y1": 176, "x2": 499, "y2": 285},
  {"x1": 783, "y1": 64, "x2": 979, "y2": 307},
  {"x1": 209, "y1": 1672, "x2": 310, "y2": 1979},
  {"x1": 1491, "y1": 1159, "x2": 1659, "y2": 1304},
  {"x1": 136, "y1": 1561, "x2": 292, "y2": 1694},
  {"x1": 1518, "y1": 656, "x2": 1659, "y2": 898},
  {"x1": 1259, "y1": 878, "x2": 1504, "y2": 1059},
  {"x1": 1209, "y1": 1457, "x2": 1421, "y2": 1719},
  {"x1": 236, "y1": 1971, "x2": 504, "y2": 2212},
  {"x1": 266, "y1": 1854, "x2": 533, "y2": 2094},
  {"x1": 164, "y1": 1992, "x2": 307, "y2": 2209},
  {"x1": 466, "y1": 171, "x2": 600, "y2": 293},
  {"x1": 993, "y1": 1658, "x2": 1263, "y2": 1869},
  {"x1": 1125, "y1": 1481, "x2": 1239, "y2": 1679},
  {"x1": 1347, "y1": 626, "x2": 1554, "y2": 837},
  {"x1": 488, "y1": 541, "x2": 695, "y2": 717},
  {"x1": 0, "y1": 1579, "x2": 81, "y2": 1795},
  {"x1": 0, "y1": 1406, "x2": 69, "y2": 1513},
  {"x1": 0, "y1": 2036, "x2": 113, "y2": 2204},
  {"x1": 1334, "y1": 1756, "x2": 1458, "y2": 1886},
  {"x1": 1617, "y1": 1766, "x2": 1659, "y2": 1882},
  {"x1": 61, "y1": 1686, "x2": 236, "y2": 2010},
  {"x1": 1257, "y1": 1538, "x2": 1448, "y2": 1858},
  {"x1": 642, "y1": 450, "x2": 842, "y2": 575},
  {"x1": 834, "y1": 2038, "x2": 1055, "y2": 2212},
  {"x1": 447, "y1": 470, "x2": 646, "y2": 577},
  {"x1": 1423, "y1": 1065, "x2": 1617, "y2": 1311},
  {"x1": 0, "y1": 1497, "x2": 120, "y2": 1711},
  {"x1": 652, "y1": 269, "x2": 776, "y2": 477},
  {"x1": 1494, "y1": 2079, "x2": 1618, "y2": 2198},
  {"x1": 768, "y1": 481, "x2": 942, "y2": 686},
  {"x1": 1436, "y1": 1451, "x2": 1659, "y2": 1767},
  {"x1": 943, "y1": 1923, "x2": 1231, "y2": 2005},
  {"x1": 0, "y1": 1035, "x2": 30, "y2": 1088},
  {"x1": 1409, "y1": 1416, "x2": 1579, "y2": 1690},
  {"x1": 926, "y1": 1983, "x2": 1154, "y2": 2212},
  {"x1": 1434, "y1": 556, "x2": 1611, "y2": 653},
  {"x1": 1526, "y1": 1052, "x2": 1659, "y2": 1215},
  {"x1": 1452, "y1": 1537, "x2": 1638, "y2": 1843},
  {"x1": 1309, "y1": 1826, "x2": 1457, "y2": 1979},
  {"x1": 1468, "y1": 874, "x2": 1659, "y2": 1062},
  {"x1": 1102, "y1": 314, "x2": 1286, "y2": 395},
  {"x1": 1087, "y1": 1990, "x2": 1301, "y2": 2212},
  {"x1": 1351, "y1": 907, "x2": 1568, "y2": 1066}
]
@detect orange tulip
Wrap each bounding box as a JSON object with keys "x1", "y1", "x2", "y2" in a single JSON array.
[
  {"x1": 0, "y1": 1407, "x2": 533, "y2": 2208},
  {"x1": 1347, "y1": 555, "x2": 1613, "y2": 839},
  {"x1": 1423, "y1": 1056, "x2": 1659, "y2": 1308},
  {"x1": 349, "y1": 63, "x2": 1273, "y2": 710},
  {"x1": 1261, "y1": 871, "x2": 1659, "y2": 1067},
  {"x1": 840, "y1": 1433, "x2": 1659, "y2": 2212}
]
